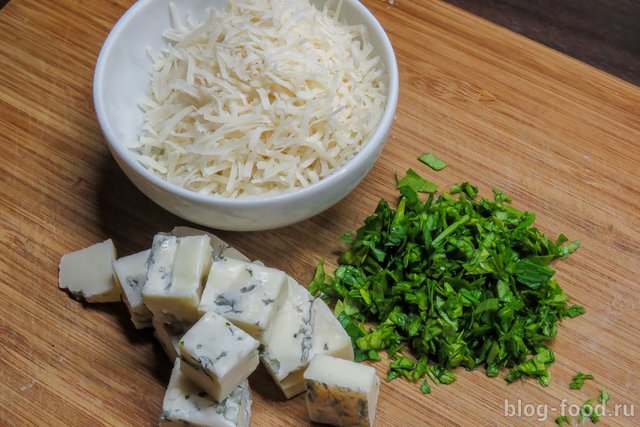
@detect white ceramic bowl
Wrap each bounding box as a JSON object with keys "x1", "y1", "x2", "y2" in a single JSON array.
[{"x1": 94, "y1": 0, "x2": 399, "y2": 231}]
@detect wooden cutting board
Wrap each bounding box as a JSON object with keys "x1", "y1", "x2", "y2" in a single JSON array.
[{"x1": 1, "y1": 0, "x2": 638, "y2": 425}]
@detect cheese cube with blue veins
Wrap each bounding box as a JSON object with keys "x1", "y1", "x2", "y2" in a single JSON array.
[
  {"x1": 142, "y1": 233, "x2": 212, "y2": 323},
  {"x1": 179, "y1": 311, "x2": 260, "y2": 402},
  {"x1": 260, "y1": 277, "x2": 354, "y2": 398},
  {"x1": 112, "y1": 249, "x2": 152, "y2": 329},
  {"x1": 161, "y1": 358, "x2": 252, "y2": 427},
  {"x1": 58, "y1": 239, "x2": 120, "y2": 302},
  {"x1": 141, "y1": 234, "x2": 178, "y2": 318},
  {"x1": 171, "y1": 226, "x2": 250, "y2": 262},
  {"x1": 304, "y1": 354, "x2": 381, "y2": 427},
  {"x1": 197, "y1": 258, "x2": 288, "y2": 339}
]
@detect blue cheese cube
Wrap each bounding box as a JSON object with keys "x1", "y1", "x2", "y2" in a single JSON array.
[
  {"x1": 161, "y1": 359, "x2": 252, "y2": 427},
  {"x1": 58, "y1": 239, "x2": 120, "y2": 302},
  {"x1": 260, "y1": 278, "x2": 354, "y2": 398},
  {"x1": 304, "y1": 354, "x2": 380, "y2": 427},
  {"x1": 169, "y1": 235, "x2": 213, "y2": 321},
  {"x1": 113, "y1": 249, "x2": 152, "y2": 329},
  {"x1": 143, "y1": 234, "x2": 212, "y2": 323},
  {"x1": 142, "y1": 234, "x2": 179, "y2": 318},
  {"x1": 197, "y1": 258, "x2": 288, "y2": 339},
  {"x1": 179, "y1": 311, "x2": 260, "y2": 402},
  {"x1": 171, "y1": 226, "x2": 250, "y2": 262}
]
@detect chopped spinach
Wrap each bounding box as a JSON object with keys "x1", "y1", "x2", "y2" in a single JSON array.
[
  {"x1": 570, "y1": 372, "x2": 594, "y2": 390},
  {"x1": 418, "y1": 153, "x2": 447, "y2": 171},
  {"x1": 309, "y1": 166, "x2": 583, "y2": 390},
  {"x1": 599, "y1": 390, "x2": 609, "y2": 405},
  {"x1": 578, "y1": 399, "x2": 596, "y2": 423}
]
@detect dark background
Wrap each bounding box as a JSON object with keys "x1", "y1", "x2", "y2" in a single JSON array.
[
  {"x1": 1, "y1": 0, "x2": 638, "y2": 85},
  {"x1": 446, "y1": 0, "x2": 639, "y2": 85}
]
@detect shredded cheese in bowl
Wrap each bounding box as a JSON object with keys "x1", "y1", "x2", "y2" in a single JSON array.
[{"x1": 133, "y1": 0, "x2": 387, "y2": 198}]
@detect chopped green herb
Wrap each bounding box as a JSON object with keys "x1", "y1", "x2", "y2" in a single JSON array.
[
  {"x1": 396, "y1": 169, "x2": 438, "y2": 194},
  {"x1": 561, "y1": 305, "x2": 586, "y2": 318},
  {"x1": 309, "y1": 259, "x2": 326, "y2": 296},
  {"x1": 418, "y1": 153, "x2": 447, "y2": 171},
  {"x1": 578, "y1": 399, "x2": 595, "y2": 423},
  {"x1": 505, "y1": 345, "x2": 554, "y2": 387},
  {"x1": 427, "y1": 365, "x2": 456, "y2": 385},
  {"x1": 420, "y1": 380, "x2": 432, "y2": 394},
  {"x1": 554, "y1": 415, "x2": 572, "y2": 426},
  {"x1": 599, "y1": 390, "x2": 609, "y2": 405},
  {"x1": 570, "y1": 372, "x2": 594, "y2": 390},
  {"x1": 310, "y1": 167, "x2": 582, "y2": 390}
]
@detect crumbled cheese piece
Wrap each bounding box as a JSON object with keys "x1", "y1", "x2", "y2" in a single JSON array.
[{"x1": 135, "y1": 0, "x2": 387, "y2": 197}]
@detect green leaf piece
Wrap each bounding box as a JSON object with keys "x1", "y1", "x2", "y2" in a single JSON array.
[
  {"x1": 396, "y1": 169, "x2": 438, "y2": 193},
  {"x1": 570, "y1": 372, "x2": 594, "y2": 390},
  {"x1": 420, "y1": 380, "x2": 432, "y2": 394},
  {"x1": 418, "y1": 153, "x2": 447, "y2": 171},
  {"x1": 599, "y1": 390, "x2": 610, "y2": 405},
  {"x1": 579, "y1": 399, "x2": 596, "y2": 423},
  {"x1": 561, "y1": 305, "x2": 586, "y2": 318},
  {"x1": 554, "y1": 415, "x2": 572, "y2": 426}
]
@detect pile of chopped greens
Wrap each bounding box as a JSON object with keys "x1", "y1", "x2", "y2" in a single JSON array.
[{"x1": 309, "y1": 159, "x2": 584, "y2": 390}]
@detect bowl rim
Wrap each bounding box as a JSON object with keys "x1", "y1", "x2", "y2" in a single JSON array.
[{"x1": 93, "y1": 0, "x2": 399, "y2": 208}]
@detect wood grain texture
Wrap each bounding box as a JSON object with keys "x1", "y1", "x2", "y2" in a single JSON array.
[
  {"x1": 445, "y1": 0, "x2": 640, "y2": 86},
  {"x1": 1, "y1": 0, "x2": 639, "y2": 426}
]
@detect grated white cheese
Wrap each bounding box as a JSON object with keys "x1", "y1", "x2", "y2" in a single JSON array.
[{"x1": 134, "y1": 0, "x2": 387, "y2": 198}]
